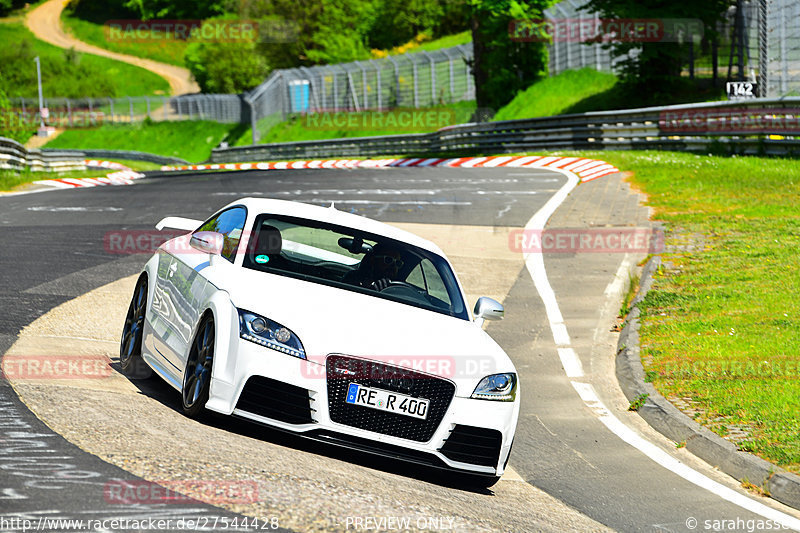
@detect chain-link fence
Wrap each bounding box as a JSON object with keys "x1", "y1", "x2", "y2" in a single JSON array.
[
  {"x1": 243, "y1": 45, "x2": 474, "y2": 143},
  {"x1": 544, "y1": 0, "x2": 799, "y2": 98},
  {"x1": 544, "y1": 0, "x2": 620, "y2": 75},
  {"x1": 766, "y1": 0, "x2": 800, "y2": 97},
  {"x1": 9, "y1": 94, "x2": 244, "y2": 129},
  {"x1": 8, "y1": 0, "x2": 799, "y2": 141}
]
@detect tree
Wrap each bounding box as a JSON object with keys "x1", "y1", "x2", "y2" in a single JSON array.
[
  {"x1": 184, "y1": 20, "x2": 269, "y2": 93},
  {"x1": 581, "y1": 0, "x2": 731, "y2": 97},
  {"x1": 238, "y1": 0, "x2": 378, "y2": 68},
  {"x1": 469, "y1": 0, "x2": 554, "y2": 112},
  {"x1": 366, "y1": 0, "x2": 444, "y2": 50}
]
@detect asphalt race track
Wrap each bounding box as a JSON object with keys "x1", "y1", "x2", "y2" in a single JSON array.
[{"x1": 1, "y1": 168, "x2": 799, "y2": 532}]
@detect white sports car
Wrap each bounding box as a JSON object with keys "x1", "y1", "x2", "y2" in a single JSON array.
[{"x1": 120, "y1": 198, "x2": 519, "y2": 484}]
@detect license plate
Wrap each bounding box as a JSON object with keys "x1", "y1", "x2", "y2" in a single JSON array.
[{"x1": 345, "y1": 383, "x2": 429, "y2": 420}]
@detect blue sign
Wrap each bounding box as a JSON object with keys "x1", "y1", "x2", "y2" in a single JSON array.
[{"x1": 346, "y1": 383, "x2": 359, "y2": 404}]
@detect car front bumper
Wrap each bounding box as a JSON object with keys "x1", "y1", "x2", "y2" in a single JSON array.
[{"x1": 205, "y1": 338, "x2": 520, "y2": 476}]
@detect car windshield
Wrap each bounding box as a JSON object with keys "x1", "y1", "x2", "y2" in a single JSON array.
[{"x1": 242, "y1": 214, "x2": 469, "y2": 320}]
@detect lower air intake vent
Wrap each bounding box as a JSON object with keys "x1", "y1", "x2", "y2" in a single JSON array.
[
  {"x1": 236, "y1": 376, "x2": 314, "y2": 424},
  {"x1": 439, "y1": 425, "x2": 502, "y2": 467}
]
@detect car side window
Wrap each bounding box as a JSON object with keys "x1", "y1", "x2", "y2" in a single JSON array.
[{"x1": 197, "y1": 206, "x2": 247, "y2": 263}]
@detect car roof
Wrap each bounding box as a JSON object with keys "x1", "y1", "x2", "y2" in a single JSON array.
[{"x1": 225, "y1": 197, "x2": 445, "y2": 256}]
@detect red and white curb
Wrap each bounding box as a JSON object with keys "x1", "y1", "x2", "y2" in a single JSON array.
[
  {"x1": 33, "y1": 160, "x2": 146, "y2": 189},
  {"x1": 160, "y1": 155, "x2": 620, "y2": 183}
]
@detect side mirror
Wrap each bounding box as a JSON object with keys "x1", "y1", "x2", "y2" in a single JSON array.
[
  {"x1": 156, "y1": 216, "x2": 202, "y2": 231},
  {"x1": 190, "y1": 231, "x2": 224, "y2": 255},
  {"x1": 474, "y1": 297, "x2": 504, "y2": 326}
]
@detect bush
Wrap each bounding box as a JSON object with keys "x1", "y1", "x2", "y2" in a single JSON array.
[
  {"x1": 184, "y1": 20, "x2": 269, "y2": 93},
  {"x1": 0, "y1": 89, "x2": 35, "y2": 144}
]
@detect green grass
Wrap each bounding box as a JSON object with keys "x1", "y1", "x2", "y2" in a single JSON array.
[
  {"x1": 231, "y1": 102, "x2": 476, "y2": 146},
  {"x1": 494, "y1": 68, "x2": 727, "y2": 121},
  {"x1": 43, "y1": 120, "x2": 238, "y2": 163},
  {"x1": 415, "y1": 31, "x2": 471, "y2": 52},
  {"x1": 553, "y1": 150, "x2": 800, "y2": 473},
  {"x1": 372, "y1": 31, "x2": 471, "y2": 58},
  {"x1": 0, "y1": 20, "x2": 169, "y2": 98},
  {"x1": 494, "y1": 68, "x2": 618, "y2": 121},
  {"x1": 61, "y1": 10, "x2": 188, "y2": 67},
  {"x1": 0, "y1": 159, "x2": 160, "y2": 192}
]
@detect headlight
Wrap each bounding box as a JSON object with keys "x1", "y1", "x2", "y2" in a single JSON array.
[
  {"x1": 471, "y1": 373, "x2": 517, "y2": 401},
  {"x1": 238, "y1": 309, "x2": 306, "y2": 359}
]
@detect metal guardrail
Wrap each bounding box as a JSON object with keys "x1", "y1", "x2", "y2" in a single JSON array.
[
  {"x1": 0, "y1": 137, "x2": 86, "y2": 172},
  {"x1": 210, "y1": 98, "x2": 800, "y2": 162},
  {"x1": 0, "y1": 138, "x2": 189, "y2": 172},
  {"x1": 42, "y1": 149, "x2": 189, "y2": 166}
]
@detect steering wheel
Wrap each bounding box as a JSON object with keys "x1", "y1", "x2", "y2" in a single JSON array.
[{"x1": 377, "y1": 281, "x2": 426, "y2": 299}]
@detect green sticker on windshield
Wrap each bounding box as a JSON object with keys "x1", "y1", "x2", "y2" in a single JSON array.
[{"x1": 255, "y1": 255, "x2": 270, "y2": 264}]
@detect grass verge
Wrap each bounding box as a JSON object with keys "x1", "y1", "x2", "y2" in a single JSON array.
[
  {"x1": 0, "y1": 20, "x2": 169, "y2": 98},
  {"x1": 61, "y1": 10, "x2": 188, "y2": 67},
  {"x1": 555, "y1": 150, "x2": 800, "y2": 474},
  {"x1": 231, "y1": 102, "x2": 477, "y2": 146},
  {"x1": 43, "y1": 120, "x2": 238, "y2": 163},
  {"x1": 494, "y1": 69, "x2": 726, "y2": 121},
  {"x1": 494, "y1": 69, "x2": 618, "y2": 120},
  {"x1": 0, "y1": 159, "x2": 160, "y2": 192}
]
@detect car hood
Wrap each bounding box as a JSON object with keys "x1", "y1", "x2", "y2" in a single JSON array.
[{"x1": 222, "y1": 267, "x2": 515, "y2": 395}]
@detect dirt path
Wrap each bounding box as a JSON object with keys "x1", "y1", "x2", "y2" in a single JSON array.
[{"x1": 25, "y1": 0, "x2": 199, "y2": 96}]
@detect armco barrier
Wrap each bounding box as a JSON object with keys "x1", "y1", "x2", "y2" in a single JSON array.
[
  {"x1": 210, "y1": 98, "x2": 800, "y2": 163},
  {"x1": 0, "y1": 137, "x2": 86, "y2": 172},
  {"x1": 0, "y1": 138, "x2": 189, "y2": 171},
  {"x1": 43, "y1": 148, "x2": 188, "y2": 166}
]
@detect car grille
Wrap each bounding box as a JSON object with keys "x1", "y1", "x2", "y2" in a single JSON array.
[
  {"x1": 236, "y1": 376, "x2": 315, "y2": 425},
  {"x1": 439, "y1": 425, "x2": 502, "y2": 467},
  {"x1": 326, "y1": 354, "x2": 455, "y2": 442}
]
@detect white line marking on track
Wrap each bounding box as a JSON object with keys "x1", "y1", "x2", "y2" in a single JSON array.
[
  {"x1": 523, "y1": 167, "x2": 800, "y2": 530},
  {"x1": 558, "y1": 348, "x2": 584, "y2": 378},
  {"x1": 571, "y1": 382, "x2": 800, "y2": 530},
  {"x1": 604, "y1": 256, "x2": 632, "y2": 297}
]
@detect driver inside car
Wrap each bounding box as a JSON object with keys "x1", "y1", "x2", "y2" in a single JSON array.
[{"x1": 344, "y1": 243, "x2": 405, "y2": 291}]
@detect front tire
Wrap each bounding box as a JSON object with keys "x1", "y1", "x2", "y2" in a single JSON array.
[
  {"x1": 182, "y1": 314, "x2": 215, "y2": 418},
  {"x1": 119, "y1": 275, "x2": 152, "y2": 379}
]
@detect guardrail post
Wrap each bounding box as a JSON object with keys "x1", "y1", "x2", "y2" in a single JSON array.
[
  {"x1": 443, "y1": 50, "x2": 454, "y2": 101},
  {"x1": 387, "y1": 55, "x2": 400, "y2": 107},
  {"x1": 421, "y1": 51, "x2": 435, "y2": 105},
  {"x1": 373, "y1": 61, "x2": 382, "y2": 109},
  {"x1": 758, "y1": 0, "x2": 768, "y2": 96},
  {"x1": 413, "y1": 60, "x2": 419, "y2": 108},
  {"x1": 354, "y1": 61, "x2": 368, "y2": 109},
  {"x1": 333, "y1": 69, "x2": 339, "y2": 111},
  {"x1": 246, "y1": 97, "x2": 257, "y2": 145},
  {"x1": 779, "y1": 0, "x2": 787, "y2": 94}
]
